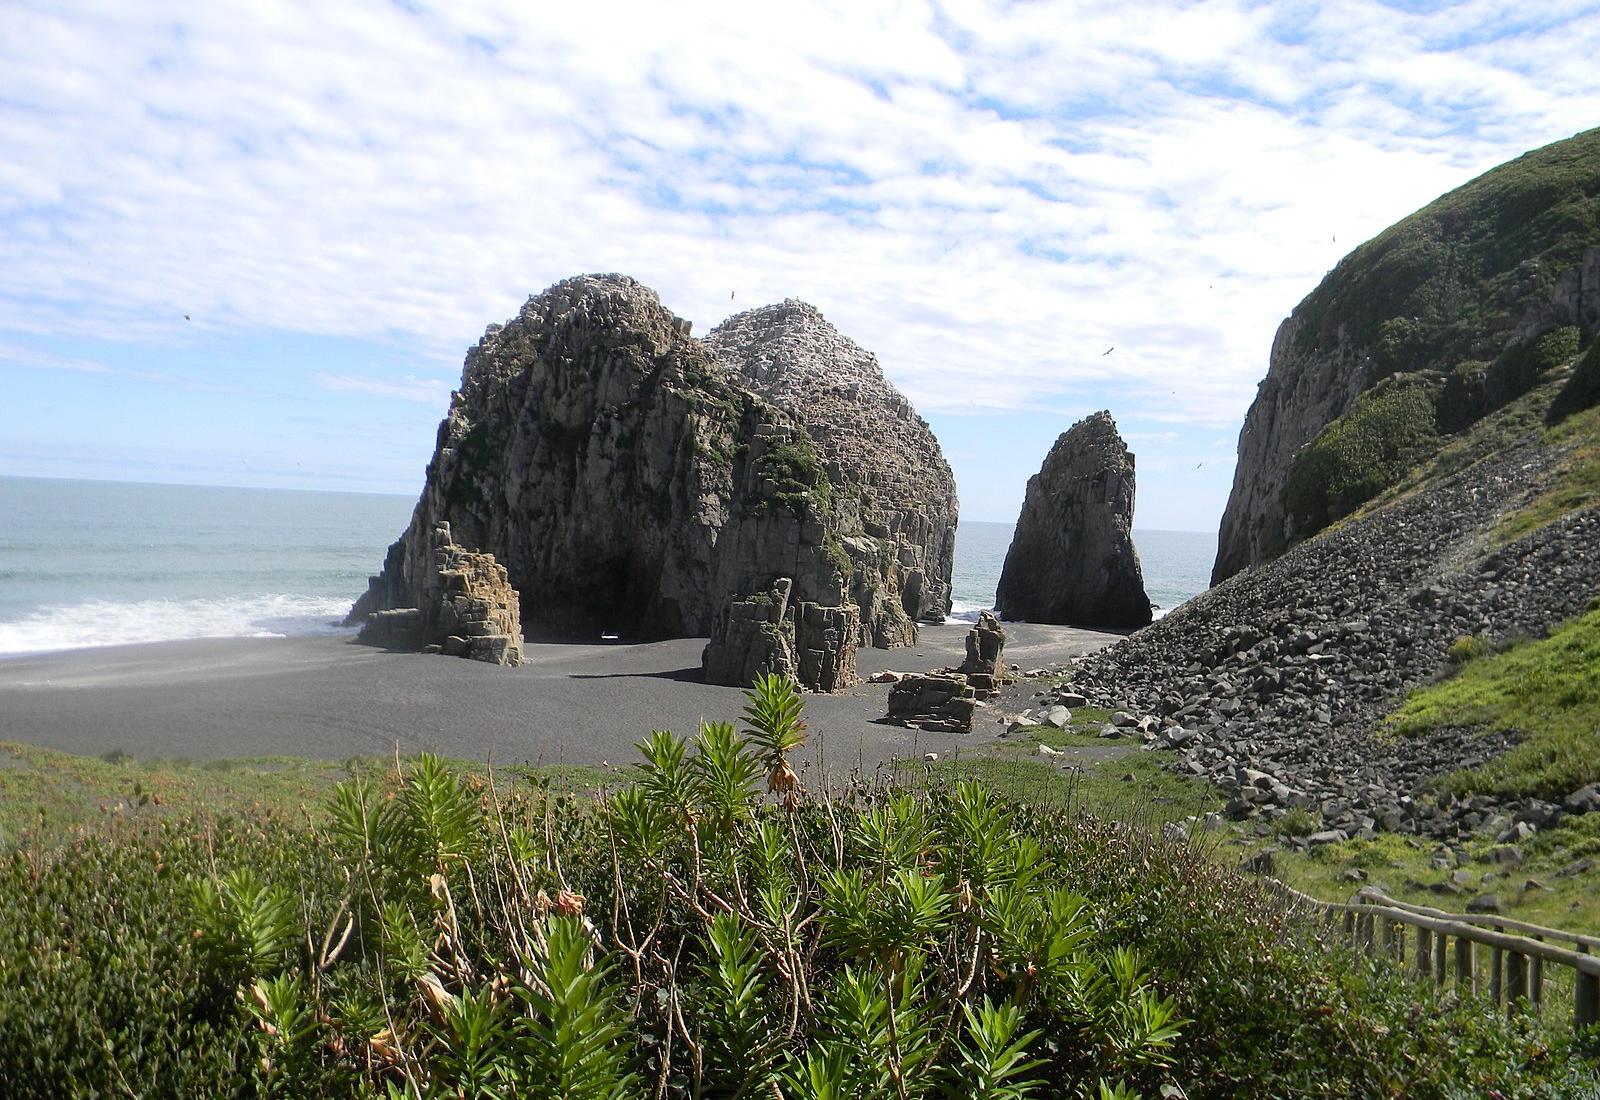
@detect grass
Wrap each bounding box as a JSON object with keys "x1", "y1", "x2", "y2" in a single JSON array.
[
  {"x1": 0, "y1": 742, "x2": 613, "y2": 849},
  {"x1": 1243, "y1": 813, "x2": 1600, "y2": 931},
  {"x1": 1496, "y1": 402, "x2": 1600, "y2": 543},
  {"x1": 1385, "y1": 607, "x2": 1600, "y2": 800},
  {"x1": 887, "y1": 701, "x2": 1222, "y2": 826}
]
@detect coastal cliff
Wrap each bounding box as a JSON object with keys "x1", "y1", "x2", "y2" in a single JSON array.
[
  {"x1": 351, "y1": 275, "x2": 958, "y2": 674},
  {"x1": 1214, "y1": 127, "x2": 1600, "y2": 584},
  {"x1": 1062, "y1": 133, "x2": 1600, "y2": 847},
  {"x1": 994, "y1": 411, "x2": 1150, "y2": 628}
]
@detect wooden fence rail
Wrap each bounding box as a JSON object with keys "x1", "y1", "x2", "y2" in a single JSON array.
[{"x1": 1263, "y1": 880, "x2": 1600, "y2": 1039}]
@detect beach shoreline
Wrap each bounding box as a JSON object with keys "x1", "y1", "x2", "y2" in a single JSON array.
[{"x1": 0, "y1": 623, "x2": 1121, "y2": 777}]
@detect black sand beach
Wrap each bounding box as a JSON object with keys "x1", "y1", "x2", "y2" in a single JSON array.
[{"x1": 0, "y1": 623, "x2": 1119, "y2": 777}]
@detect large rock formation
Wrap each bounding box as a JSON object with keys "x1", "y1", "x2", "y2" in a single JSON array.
[
  {"x1": 994, "y1": 411, "x2": 1151, "y2": 629},
  {"x1": 1214, "y1": 127, "x2": 1600, "y2": 584},
  {"x1": 707, "y1": 301, "x2": 958, "y2": 646},
  {"x1": 351, "y1": 275, "x2": 957, "y2": 684}
]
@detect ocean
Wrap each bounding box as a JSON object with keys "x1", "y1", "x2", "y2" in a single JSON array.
[{"x1": 0, "y1": 477, "x2": 1215, "y2": 657}]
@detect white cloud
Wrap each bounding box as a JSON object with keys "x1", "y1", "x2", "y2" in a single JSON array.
[
  {"x1": 2, "y1": 0, "x2": 1598, "y2": 446},
  {"x1": 314, "y1": 373, "x2": 454, "y2": 404}
]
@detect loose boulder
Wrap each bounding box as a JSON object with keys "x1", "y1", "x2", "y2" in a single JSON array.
[
  {"x1": 886, "y1": 673, "x2": 977, "y2": 733},
  {"x1": 994, "y1": 411, "x2": 1152, "y2": 628}
]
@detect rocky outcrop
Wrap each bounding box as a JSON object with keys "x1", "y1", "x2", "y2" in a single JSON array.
[
  {"x1": 707, "y1": 300, "x2": 958, "y2": 646},
  {"x1": 1214, "y1": 128, "x2": 1600, "y2": 584},
  {"x1": 702, "y1": 578, "x2": 861, "y2": 692},
  {"x1": 354, "y1": 522, "x2": 523, "y2": 665},
  {"x1": 958, "y1": 610, "x2": 1007, "y2": 697},
  {"x1": 994, "y1": 412, "x2": 1151, "y2": 629},
  {"x1": 887, "y1": 673, "x2": 977, "y2": 733},
  {"x1": 701, "y1": 580, "x2": 799, "y2": 688},
  {"x1": 353, "y1": 275, "x2": 946, "y2": 680}
]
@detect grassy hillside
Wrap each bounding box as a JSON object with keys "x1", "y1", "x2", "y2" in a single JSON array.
[
  {"x1": 1292, "y1": 127, "x2": 1600, "y2": 370},
  {"x1": 1272, "y1": 128, "x2": 1600, "y2": 541}
]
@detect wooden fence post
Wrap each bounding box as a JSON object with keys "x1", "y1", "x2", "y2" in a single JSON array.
[
  {"x1": 1455, "y1": 936, "x2": 1473, "y2": 994},
  {"x1": 1577, "y1": 972, "x2": 1600, "y2": 1036},
  {"x1": 1506, "y1": 952, "x2": 1528, "y2": 1015},
  {"x1": 1434, "y1": 930, "x2": 1447, "y2": 985},
  {"x1": 1531, "y1": 935, "x2": 1544, "y2": 1011},
  {"x1": 1415, "y1": 927, "x2": 1433, "y2": 981},
  {"x1": 1491, "y1": 946, "x2": 1504, "y2": 1005}
]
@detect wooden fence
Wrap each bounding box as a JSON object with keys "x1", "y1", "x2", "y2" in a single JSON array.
[{"x1": 1265, "y1": 881, "x2": 1600, "y2": 1037}]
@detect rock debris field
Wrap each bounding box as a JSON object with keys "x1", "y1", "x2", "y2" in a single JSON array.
[{"x1": 1050, "y1": 434, "x2": 1599, "y2": 845}]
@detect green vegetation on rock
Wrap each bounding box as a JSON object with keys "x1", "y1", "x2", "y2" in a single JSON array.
[
  {"x1": 1389, "y1": 607, "x2": 1600, "y2": 800},
  {"x1": 1284, "y1": 375, "x2": 1441, "y2": 535},
  {"x1": 749, "y1": 434, "x2": 835, "y2": 519},
  {"x1": 1291, "y1": 127, "x2": 1600, "y2": 369},
  {"x1": 1551, "y1": 336, "x2": 1600, "y2": 422},
  {"x1": 1487, "y1": 325, "x2": 1581, "y2": 409}
]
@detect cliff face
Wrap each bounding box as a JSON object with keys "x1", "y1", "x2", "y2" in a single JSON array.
[
  {"x1": 1214, "y1": 127, "x2": 1600, "y2": 585},
  {"x1": 706, "y1": 300, "x2": 958, "y2": 646},
  {"x1": 1211, "y1": 321, "x2": 1371, "y2": 583},
  {"x1": 353, "y1": 275, "x2": 952, "y2": 654},
  {"x1": 994, "y1": 411, "x2": 1151, "y2": 629}
]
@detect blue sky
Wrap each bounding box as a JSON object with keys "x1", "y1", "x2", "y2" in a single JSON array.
[{"x1": 3, "y1": 1, "x2": 1599, "y2": 532}]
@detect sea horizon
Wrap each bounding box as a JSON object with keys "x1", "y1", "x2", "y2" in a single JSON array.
[{"x1": 0, "y1": 474, "x2": 1214, "y2": 658}]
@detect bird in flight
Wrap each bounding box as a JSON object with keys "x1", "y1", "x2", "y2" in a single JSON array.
[
  {"x1": 1102, "y1": 346, "x2": 1114, "y2": 356},
  {"x1": 183, "y1": 314, "x2": 190, "y2": 321}
]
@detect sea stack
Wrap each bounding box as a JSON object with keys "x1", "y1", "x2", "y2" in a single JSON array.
[
  {"x1": 994, "y1": 411, "x2": 1151, "y2": 629},
  {"x1": 706, "y1": 299, "x2": 959, "y2": 645},
  {"x1": 350, "y1": 275, "x2": 958, "y2": 689}
]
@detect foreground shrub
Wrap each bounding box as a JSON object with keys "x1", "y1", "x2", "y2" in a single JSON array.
[{"x1": 0, "y1": 676, "x2": 1595, "y2": 1097}]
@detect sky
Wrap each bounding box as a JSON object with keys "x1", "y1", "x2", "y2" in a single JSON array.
[{"x1": 3, "y1": 1, "x2": 1599, "y2": 535}]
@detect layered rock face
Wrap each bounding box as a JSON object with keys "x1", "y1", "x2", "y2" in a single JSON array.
[
  {"x1": 355, "y1": 522, "x2": 523, "y2": 665},
  {"x1": 957, "y1": 610, "x2": 1007, "y2": 698},
  {"x1": 701, "y1": 578, "x2": 861, "y2": 692},
  {"x1": 994, "y1": 412, "x2": 1151, "y2": 629},
  {"x1": 707, "y1": 300, "x2": 958, "y2": 646},
  {"x1": 887, "y1": 674, "x2": 977, "y2": 733},
  {"x1": 353, "y1": 275, "x2": 950, "y2": 686},
  {"x1": 1214, "y1": 128, "x2": 1600, "y2": 584}
]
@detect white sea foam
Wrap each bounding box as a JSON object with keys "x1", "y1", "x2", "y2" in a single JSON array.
[
  {"x1": 0, "y1": 594, "x2": 357, "y2": 657},
  {"x1": 945, "y1": 599, "x2": 989, "y2": 624}
]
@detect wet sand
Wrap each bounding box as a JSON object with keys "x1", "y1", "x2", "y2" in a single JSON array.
[{"x1": 0, "y1": 623, "x2": 1119, "y2": 777}]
